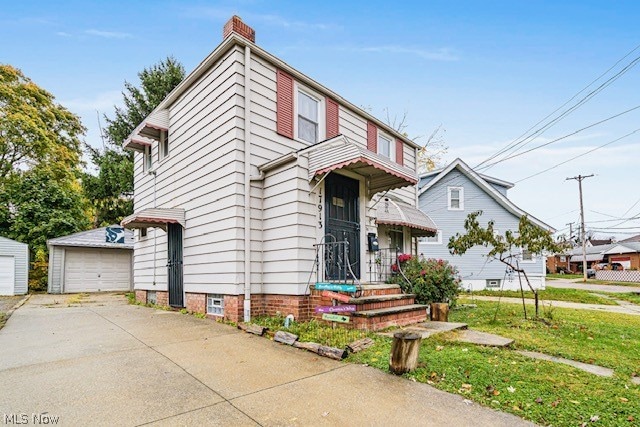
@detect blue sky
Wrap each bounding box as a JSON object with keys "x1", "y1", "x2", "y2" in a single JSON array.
[{"x1": 2, "y1": 0, "x2": 638, "y2": 239}]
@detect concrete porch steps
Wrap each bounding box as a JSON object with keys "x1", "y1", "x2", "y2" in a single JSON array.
[
  {"x1": 349, "y1": 304, "x2": 429, "y2": 331},
  {"x1": 347, "y1": 293, "x2": 416, "y2": 311}
]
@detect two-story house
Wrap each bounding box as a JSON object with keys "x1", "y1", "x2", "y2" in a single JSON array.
[
  {"x1": 121, "y1": 17, "x2": 437, "y2": 328},
  {"x1": 417, "y1": 159, "x2": 555, "y2": 291}
]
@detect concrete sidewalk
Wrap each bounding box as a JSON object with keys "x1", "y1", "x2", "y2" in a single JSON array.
[
  {"x1": 546, "y1": 278, "x2": 640, "y2": 294},
  {"x1": 0, "y1": 294, "x2": 533, "y2": 426},
  {"x1": 469, "y1": 295, "x2": 640, "y2": 316}
]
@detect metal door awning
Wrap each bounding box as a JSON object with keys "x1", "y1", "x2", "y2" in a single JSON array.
[
  {"x1": 121, "y1": 208, "x2": 185, "y2": 230},
  {"x1": 376, "y1": 198, "x2": 437, "y2": 237}
]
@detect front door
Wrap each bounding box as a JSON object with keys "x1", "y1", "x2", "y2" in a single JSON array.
[
  {"x1": 167, "y1": 223, "x2": 184, "y2": 307},
  {"x1": 325, "y1": 173, "x2": 360, "y2": 279}
]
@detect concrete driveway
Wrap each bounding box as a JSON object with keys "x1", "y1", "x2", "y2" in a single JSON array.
[{"x1": 0, "y1": 294, "x2": 533, "y2": 426}]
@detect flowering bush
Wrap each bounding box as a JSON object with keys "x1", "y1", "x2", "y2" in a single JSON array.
[{"x1": 389, "y1": 257, "x2": 461, "y2": 306}]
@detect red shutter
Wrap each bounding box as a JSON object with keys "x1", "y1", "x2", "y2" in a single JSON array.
[
  {"x1": 396, "y1": 139, "x2": 404, "y2": 166},
  {"x1": 276, "y1": 69, "x2": 294, "y2": 139},
  {"x1": 326, "y1": 98, "x2": 339, "y2": 139},
  {"x1": 367, "y1": 121, "x2": 377, "y2": 152}
]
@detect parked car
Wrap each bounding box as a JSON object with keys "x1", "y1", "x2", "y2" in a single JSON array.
[
  {"x1": 586, "y1": 268, "x2": 596, "y2": 278},
  {"x1": 610, "y1": 262, "x2": 624, "y2": 271}
]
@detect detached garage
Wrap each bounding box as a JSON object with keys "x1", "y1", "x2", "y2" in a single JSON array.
[
  {"x1": 47, "y1": 227, "x2": 133, "y2": 294},
  {"x1": 0, "y1": 237, "x2": 28, "y2": 296}
]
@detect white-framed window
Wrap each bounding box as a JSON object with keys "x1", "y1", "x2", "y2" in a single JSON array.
[
  {"x1": 448, "y1": 186, "x2": 464, "y2": 210},
  {"x1": 159, "y1": 130, "x2": 169, "y2": 160},
  {"x1": 377, "y1": 132, "x2": 394, "y2": 161},
  {"x1": 486, "y1": 279, "x2": 501, "y2": 289},
  {"x1": 388, "y1": 226, "x2": 404, "y2": 252},
  {"x1": 521, "y1": 249, "x2": 535, "y2": 263},
  {"x1": 139, "y1": 228, "x2": 148, "y2": 239},
  {"x1": 207, "y1": 294, "x2": 225, "y2": 316},
  {"x1": 143, "y1": 145, "x2": 152, "y2": 172},
  {"x1": 295, "y1": 84, "x2": 325, "y2": 144},
  {"x1": 419, "y1": 230, "x2": 442, "y2": 245}
]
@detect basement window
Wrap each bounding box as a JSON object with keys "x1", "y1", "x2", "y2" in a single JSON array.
[
  {"x1": 147, "y1": 291, "x2": 157, "y2": 305},
  {"x1": 207, "y1": 294, "x2": 225, "y2": 316},
  {"x1": 486, "y1": 279, "x2": 501, "y2": 289}
]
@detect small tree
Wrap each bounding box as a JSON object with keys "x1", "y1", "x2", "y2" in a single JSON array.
[{"x1": 448, "y1": 211, "x2": 566, "y2": 318}]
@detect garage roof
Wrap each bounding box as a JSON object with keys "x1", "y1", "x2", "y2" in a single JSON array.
[{"x1": 48, "y1": 227, "x2": 134, "y2": 249}]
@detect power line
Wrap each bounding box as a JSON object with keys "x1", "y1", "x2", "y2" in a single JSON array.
[{"x1": 566, "y1": 174, "x2": 594, "y2": 282}]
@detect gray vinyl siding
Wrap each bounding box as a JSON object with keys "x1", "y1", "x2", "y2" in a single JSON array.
[
  {"x1": 488, "y1": 182, "x2": 508, "y2": 196},
  {"x1": 0, "y1": 237, "x2": 28, "y2": 295},
  {"x1": 418, "y1": 170, "x2": 543, "y2": 282}
]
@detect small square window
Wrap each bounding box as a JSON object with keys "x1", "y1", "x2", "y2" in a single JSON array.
[
  {"x1": 160, "y1": 131, "x2": 169, "y2": 160},
  {"x1": 207, "y1": 294, "x2": 225, "y2": 316},
  {"x1": 147, "y1": 291, "x2": 157, "y2": 305},
  {"x1": 448, "y1": 187, "x2": 464, "y2": 210}
]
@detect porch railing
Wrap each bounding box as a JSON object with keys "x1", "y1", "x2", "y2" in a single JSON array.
[
  {"x1": 367, "y1": 247, "x2": 413, "y2": 288},
  {"x1": 310, "y1": 235, "x2": 361, "y2": 288}
]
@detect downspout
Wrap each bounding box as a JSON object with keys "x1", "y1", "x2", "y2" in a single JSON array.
[{"x1": 243, "y1": 44, "x2": 252, "y2": 322}]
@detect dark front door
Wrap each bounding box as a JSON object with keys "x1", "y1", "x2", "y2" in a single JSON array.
[
  {"x1": 325, "y1": 173, "x2": 360, "y2": 279},
  {"x1": 167, "y1": 223, "x2": 184, "y2": 307}
]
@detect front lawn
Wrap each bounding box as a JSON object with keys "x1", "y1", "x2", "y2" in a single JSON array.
[
  {"x1": 350, "y1": 301, "x2": 640, "y2": 426},
  {"x1": 547, "y1": 273, "x2": 583, "y2": 280},
  {"x1": 466, "y1": 287, "x2": 617, "y2": 305}
]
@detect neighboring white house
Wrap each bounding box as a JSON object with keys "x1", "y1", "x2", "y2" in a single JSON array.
[
  {"x1": 47, "y1": 227, "x2": 133, "y2": 294},
  {"x1": 418, "y1": 159, "x2": 555, "y2": 291},
  {"x1": 0, "y1": 237, "x2": 28, "y2": 296},
  {"x1": 121, "y1": 16, "x2": 437, "y2": 327}
]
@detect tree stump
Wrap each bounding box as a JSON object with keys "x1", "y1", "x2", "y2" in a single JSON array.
[
  {"x1": 389, "y1": 331, "x2": 422, "y2": 375},
  {"x1": 430, "y1": 303, "x2": 449, "y2": 322}
]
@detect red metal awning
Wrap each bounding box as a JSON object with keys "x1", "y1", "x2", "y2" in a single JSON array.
[{"x1": 376, "y1": 198, "x2": 437, "y2": 237}]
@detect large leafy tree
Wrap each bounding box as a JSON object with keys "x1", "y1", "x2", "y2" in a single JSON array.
[
  {"x1": 85, "y1": 56, "x2": 185, "y2": 226},
  {"x1": 448, "y1": 211, "x2": 566, "y2": 318},
  {"x1": 0, "y1": 65, "x2": 91, "y2": 290}
]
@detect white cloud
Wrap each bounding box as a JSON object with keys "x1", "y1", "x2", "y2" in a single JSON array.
[
  {"x1": 55, "y1": 31, "x2": 71, "y2": 37},
  {"x1": 62, "y1": 90, "x2": 123, "y2": 114},
  {"x1": 84, "y1": 29, "x2": 132, "y2": 39}
]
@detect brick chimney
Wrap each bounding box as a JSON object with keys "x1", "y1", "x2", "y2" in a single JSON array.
[{"x1": 223, "y1": 16, "x2": 255, "y2": 43}]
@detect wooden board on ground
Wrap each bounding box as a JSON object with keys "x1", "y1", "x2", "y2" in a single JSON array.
[
  {"x1": 291, "y1": 341, "x2": 347, "y2": 360},
  {"x1": 315, "y1": 304, "x2": 356, "y2": 314},
  {"x1": 322, "y1": 313, "x2": 350, "y2": 323},
  {"x1": 321, "y1": 290, "x2": 351, "y2": 303},
  {"x1": 237, "y1": 323, "x2": 267, "y2": 336},
  {"x1": 347, "y1": 337, "x2": 375, "y2": 353},
  {"x1": 274, "y1": 330, "x2": 298, "y2": 345}
]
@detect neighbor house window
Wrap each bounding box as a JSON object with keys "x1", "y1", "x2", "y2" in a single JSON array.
[
  {"x1": 522, "y1": 249, "x2": 534, "y2": 262},
  {"x1": 207, "y1": 294, "x2": 225, "y2": 316},
  {"x1": 297, "y1": 89, "x2": 320, "y2": 143},
  {"x1": 159, "y1": 130, "x2": 169, "y2": 160},
  {"x1": 378, "y1": 133, "x2": 393, "y2": 159},
  {"x1": 143, "y1": 145, "x2": 152, "y2": 172},
  {"x1": 486, "y1": 279, "x2": 501, "y2": 289},
  {"x1": 448, "y1": 187, "x2": 464, "y2": 210},
  {"x1": 419, "y1": 231, "x2": 442, "y2": 245}
]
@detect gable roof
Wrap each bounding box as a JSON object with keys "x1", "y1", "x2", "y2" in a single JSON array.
[
  {"x1": 48, "y1": 227, "x2": 134, "y2": 249},
  {"x1": 126, "y1": 32, "x2": 419, "y2": 150},
  {"x1": 418, "y1": 158, "x2": 555, "y2": 232},
  {"x1": 621, "y1": 234, "x2": 640, "y2": 243},
  {"x1": 420, "y1": 167, "x2": 514, "y2": 189}
]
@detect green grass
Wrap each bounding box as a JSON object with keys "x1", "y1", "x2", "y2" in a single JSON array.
[
  {"x1": 465, "y1": 287, "x2": 617, "y2": 305},
  {"x1": 251, "y1": 315, "x2": 372, "y2": 348},
  {"x1": 586, "y1": 279, "x2": 640, "y2": 287},
  {"x1": 607, "y1": 292, "x2": 640, "y2": 305},
  {"x1": 350, "y1": 302, "x2": 640, "y2": 426}
]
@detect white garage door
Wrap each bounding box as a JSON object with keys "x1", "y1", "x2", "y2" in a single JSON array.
[
  {"x1": 0, "y1": 256, "x2": 15, "y2": 296},
  {"x1": 64, "y1": 248, "x2": 131, "y2": 293}
]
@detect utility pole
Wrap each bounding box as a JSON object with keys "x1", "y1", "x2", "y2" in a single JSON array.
[
  {"x1": 566, "y1": 174, "x2": 594, "y2": 282},
  {"x1": 565, "y1": 222, "x2": 574, "y2": 272}
]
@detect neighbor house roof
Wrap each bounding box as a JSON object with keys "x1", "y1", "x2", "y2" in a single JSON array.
[
  {"x1": 47, "y1": 227, "x2": 134, "y2": 249},
  {"x1": 420, "y1": 167, "x2": 515, "y2": 189},
  {"x1": 418, "y1": 158, "x2": 555, "y2": 232},
  {"x1": 125, "y1": 33, "x2": 419, "y2": 151},
  {"x1": 620, "y1": 234, "x2": 640, "y2": 243}
]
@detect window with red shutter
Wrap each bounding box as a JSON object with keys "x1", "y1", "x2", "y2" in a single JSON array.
[
  {"x1": 395, "y1": 139, "x2": 404, "y2": 166},
  {"x1": 367, "y1": 121, "x2": 377, "y2": 152},
  {"x1": 326, "y1": 98, "x2": 339, "y2": 138}
]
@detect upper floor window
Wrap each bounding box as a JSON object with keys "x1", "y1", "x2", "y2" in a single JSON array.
[
  {"x1": 297, "y1": 88, "x2": 321, "y2": 143},
  {"x1": 521, "y1": 249, "x2": 534, "y2": 262},
  {"x1": 143, "y1": 146, "x2": 152, "y2": 172},
  {"x1": 378, "y1": 133, "x2": 392, "y2": 159},
  {"x1": 448, "y1": 186, "x2": 464, "y2": 210},
  {"x1": 159, "y1": 130, "x2": 169, "y2": 160}
]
